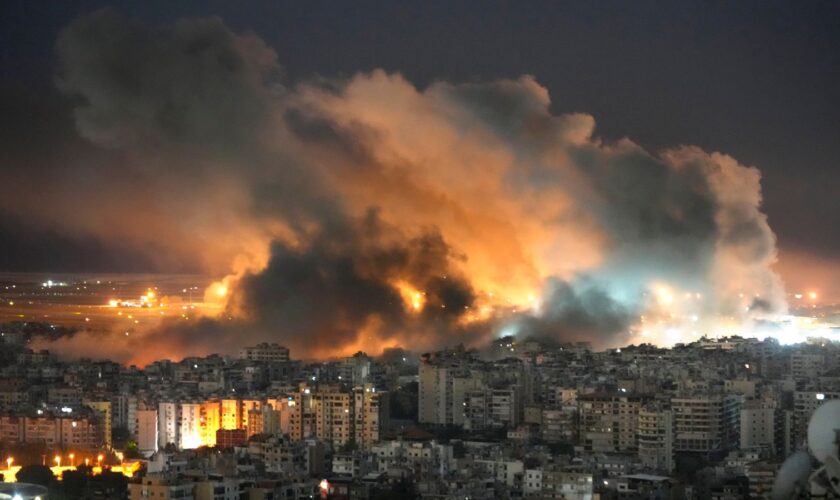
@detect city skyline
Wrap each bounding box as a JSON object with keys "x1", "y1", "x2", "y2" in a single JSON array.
[{"x1": 1, "y1": 6, "x2": 839, "y2": 497}]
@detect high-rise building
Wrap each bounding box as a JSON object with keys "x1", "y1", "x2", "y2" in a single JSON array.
[
  {"x1": 158, "y1": 401, "x2": 179, "y2": 449},
  {"x1": 541, "y1": 406, "x2": 578, "y2": 444},
  {"x1": 248, "y1": 405, "x2": 280, "y2": 436},
  {"x1": 178, "y1": 401, "x2": 221, "y2": 448},
  {"x1": 353, "y1": 384, "x2": 389, "y2": 448},
  {"x1": 792, "y1": 390, "x2": 840, "y2": 446},
  {"x1": 288, "y1": 384, "x2": 387, "y2": 448},
  {"x1": 419, "y1": 360, "x2": 482, "y2": 426},
  {"x1": 220, "y1": 399, "x2": 242, "y2": 430},
  {"x1": 579, "y1": 392, "x2": 643, "y2": 453},
  {"x1": 790, "y1": 352, "x2": 826, "y2": 379},
  {"x1": 672, "y1": 393, "x2": 740, "y2": 454},
  {"x1": 136, "y1": 408, "x2": 158, "y2": 453},
  {"x1": 464, "y1": 387, "x2": 521, "y2": 431},
  {"x1": 84, "y1": 400, "x2": 113, "y2": 449},
  {"x1": 740, "y1": 399, "x2": 780, "y2": 455},
  {"x1": 0, "y1": 410, "x2": 104, "y2": 449},
  {"x1": 638, "y1": 405, "x2": 674, "y2": 472},
  {"x1": 313, "y1": 387, "x2": 352, "y2": 447},
  {"x1": 240, "y1": 399, "x2": 262, "y2": 432},
  {"x1": 339, "y1": 352, "x2": 373, "y2": 386}
]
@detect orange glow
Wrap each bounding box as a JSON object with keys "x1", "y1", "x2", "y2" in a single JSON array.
[
  {"x1": 395, "y1": 281, "x2": 425, "y2": 312},
  {"x1": 178, "y1": 401, "x2": 222, "y2": 448},
  {"x1": 1, "y1": 461, "x2": 144, "y2": 483}
]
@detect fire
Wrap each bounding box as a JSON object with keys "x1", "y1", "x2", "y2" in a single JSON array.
[
  {"x1": 202, "y1": 279, "x2": 233, "y2": 314},
  {"x1": 395, "y1": 281, "x2": 425, "y2": 313},
  {"x1": 655, "y1": 285, "x2": 675, "y2": 307}
]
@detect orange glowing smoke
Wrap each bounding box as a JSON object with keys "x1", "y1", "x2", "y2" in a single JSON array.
[{"x1": 395, "y1": 281, "x2": 425, "y2": 313}]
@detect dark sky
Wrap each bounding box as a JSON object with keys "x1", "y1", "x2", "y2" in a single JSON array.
[{"x1": 1, "y1": 0, "x2": 838, "y2": 271}]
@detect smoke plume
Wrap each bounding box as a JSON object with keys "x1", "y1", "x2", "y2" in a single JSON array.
[{"x1": 11, "y1": 10, "x2": 787, "y2": 362}]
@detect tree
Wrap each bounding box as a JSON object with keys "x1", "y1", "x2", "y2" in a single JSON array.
[
  {"x1": 60, "y1": 469, "x2": 89, "y2": 498},
  {"x1": 89, "y1": 469, "x2": 128, "y2": 498},
  {"x1": 111, "y1": 426, "x2": 132, "y2": 449},
  {"x1": 16, "y1": 464, "x2": 55, "y2": 486},
  {"x1": 390, "y1": 382, "x2": 419, "y2": 420},
  {"x1": 124, "y1": 441, "x2": 142, "y2": 459}
]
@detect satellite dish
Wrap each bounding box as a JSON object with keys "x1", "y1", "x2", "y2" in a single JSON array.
[
  {"x1": 808, "y1": 400, "x2": 840, "y2": 464},
  {"x1": 771, "y1": 450, "x2": 812, "y2": 500}
]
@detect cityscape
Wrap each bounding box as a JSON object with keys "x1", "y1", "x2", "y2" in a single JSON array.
[
  {"x1": 2, "y1": 326, "x2": 840, "y2": 498},
  {"x1": 1, "y1": 2, "x2": 839, "y2": 499}
]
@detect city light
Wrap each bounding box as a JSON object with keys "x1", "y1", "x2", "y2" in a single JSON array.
[{"x1": 0, "y1": 5, "x2": 835, "y2": 499}]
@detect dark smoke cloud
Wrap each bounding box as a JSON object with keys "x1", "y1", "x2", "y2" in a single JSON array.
[
  {"x1": 229, "y1": 209, "x2": 478, "y2": 353},
  {"x1": 130, "y1": 210, "x2": 483, "y2": 361},
  {"x1": 18, "y1": 11, "x2": 789, "y2": 362},
  {"x1": 56, "y1": 9, "x2": 278, "y2": 156},
  {"x1": 503, "y1": 277, "x2": 636, "y2": 346}
]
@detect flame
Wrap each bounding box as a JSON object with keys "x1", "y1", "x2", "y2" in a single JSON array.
[
  {"x1": 395, "y1": 281, "x2": 425, "y2": 313},
  {"x1": 655, "y1": 285, "x2": 675, "y2": 307}
]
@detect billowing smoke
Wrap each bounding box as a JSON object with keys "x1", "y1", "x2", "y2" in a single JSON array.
[{"x1": 12, "y1": 10, "x2": 786, "y2": 362}]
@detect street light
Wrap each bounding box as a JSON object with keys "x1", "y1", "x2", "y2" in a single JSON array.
[
  {"x1": 69, "y1": 453, "x2": 75, "y2": 466},
  {"x1": 54, "y1": 455, "x2": 61, "y2": 467},
  {"x1": 97, "y1": 454, "x2": 104, "y2": 466},
  {"x1": 5, "y1": 457, "x2": 12, "y2": 469}
]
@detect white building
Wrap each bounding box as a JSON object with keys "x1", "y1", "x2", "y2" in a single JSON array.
[
  {"x1": 137, "y1": 408, "x2": 158, "y2": 453},
  {"x1": 419, "y1": 361, "x2": 483, "y2": 426},
  {"x1": 671, "y1": 393, "x2": 740, "y2": 453},
  {"x1": 158, "y1": 401, "x2": 179, "y2": 449},
  {"x1": 638, "y1": 406, "x2": 674, "y2": 473},
  {"x1": 238, "y1": 343, "x2": 289, "y2": 362},
  {"x1": 524, "y1": 466, "x2": 593, "y2": 499},
  {"x1": 740, "y1": 400, "x2": 778, "y2": 454}
]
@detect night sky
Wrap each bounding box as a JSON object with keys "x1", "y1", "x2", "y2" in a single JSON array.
[{"x1": 0, "y1": 1, "x2": 838, "y2": 358}]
